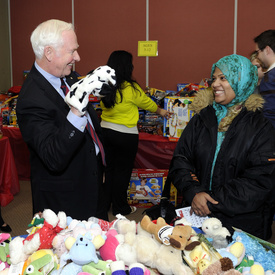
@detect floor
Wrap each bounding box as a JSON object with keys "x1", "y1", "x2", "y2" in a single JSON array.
[{"x1": 2, "y1": 180, "x2": 275, "y2": 246}]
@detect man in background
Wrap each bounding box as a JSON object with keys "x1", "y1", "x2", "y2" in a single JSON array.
[
  {"x1": 16, "y1": 19, "x2": 108, "y2": 221},
  {"x1": 254, "y1": 30, "x2": 275, "y2": 128}
]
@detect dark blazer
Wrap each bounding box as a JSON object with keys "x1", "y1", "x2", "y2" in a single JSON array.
[{"x1": 16, "y1": 65, "x2": 104, "y2": 220}]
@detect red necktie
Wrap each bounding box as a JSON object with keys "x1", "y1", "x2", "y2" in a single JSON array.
[
  {"x1": 86, "y1": 122, "x2": 106, "y2": 166},
  {"x1": 61, "y1": 77, "x2": 105, "y2": 165},
  {"x1": 60, "y1": 78, "x2": 69, "y2": 95}
]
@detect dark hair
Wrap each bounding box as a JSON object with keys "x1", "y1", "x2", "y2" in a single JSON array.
[
  {"x1": 101, "y1": 50, "x2": 140, "y2": 108},
  {"x1": 254, "y1": 30, "x2": 275, "y2": 52}
]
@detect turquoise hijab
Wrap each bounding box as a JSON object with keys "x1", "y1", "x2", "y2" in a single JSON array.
[
  {"x1": 211, "y1": 54, "x2": 258, "y2": 121},
  {"x1": 209, "y1": 54, "x2": 258, "y2": 190}
]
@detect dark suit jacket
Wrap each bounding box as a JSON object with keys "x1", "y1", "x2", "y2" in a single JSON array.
[{"x1": 16, "y1": 65, "x2": 104, "y2": 220}]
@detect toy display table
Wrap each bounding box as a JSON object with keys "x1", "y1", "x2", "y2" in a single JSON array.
[
  {"x1": 0, "y1": 136, "x2": 20, "y2": 206},
  {"x1": 2, "y1": 126, "x2": 30, "y2": 180},
  {"x1": 134, "y1": 132, "x2": 177, "y2": 169},
  {"x1": 1, "y1": 127, "x2": 177, "y2": 181}
]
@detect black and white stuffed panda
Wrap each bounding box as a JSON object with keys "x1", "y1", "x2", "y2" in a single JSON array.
[{"x1": 65, "y1": 65, "x2": 116, "y2": 115}]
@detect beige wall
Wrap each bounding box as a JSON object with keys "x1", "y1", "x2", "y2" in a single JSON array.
[{"x1": 0, "y1": 0, "x2": 11, "y2": 92}]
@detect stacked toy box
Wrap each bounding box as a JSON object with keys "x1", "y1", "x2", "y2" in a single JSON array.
[
  {"x1": 163, "y1": 96, "x2": 194, "y2": 141},
  {"x1": 128, "y1": 169, "x2": 177, "y2": 208}
]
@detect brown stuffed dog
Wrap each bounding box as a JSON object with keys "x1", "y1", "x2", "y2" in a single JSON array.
[
  {"x1": 201, "y1": 257, "x2": 242, "y2": 275},
  {"x1": 140, "y1": 215, "x2": 192, "y2": 250}
]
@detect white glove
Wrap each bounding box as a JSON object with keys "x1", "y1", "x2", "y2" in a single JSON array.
[{"x1": 65, "y1": 65, "x2": 116, "y2": 115}]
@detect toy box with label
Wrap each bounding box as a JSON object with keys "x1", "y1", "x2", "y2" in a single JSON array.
[
  {"x1": 163, "y1": 96, "x2": 194, "y2": 141},
  {"x1": 138, "y1": 111, "x2": 164, "y2": 135},
  {"x1": 128, "y1": 169, "x2": 177, "y2": 208}
]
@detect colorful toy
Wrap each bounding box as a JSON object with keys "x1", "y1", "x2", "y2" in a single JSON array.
[
  {"x1": 217, "y1": 242, "x2": 245, "y2": 267},
  {"x1": 233, "y1": 231, "x2": 275, "y2": 272},
  {"x1": 55, "y1": 233, "x2": 98, "y2": 275},
  {"x1": 82, "y1": 260, "x2": 112, "y2": 275},
  {"x1": 9, "y1": 209, "x2": 67, "y2": 264},
  {"x1": 110, "y1": 260, "x2": 147, "y2": 275},
  {"x1": 202, "y1": 218, "x2": 231, "y2": 249},
  {"x1": 140, "y1": 215, "x2": 192, "y2": 249},
  {"x1": 23, "y1": 249, "x2": 58, "y2": 275},
  {"x1": 52, "y1": 230, "x2": 72, "y2": 259},
  {"x1": 201, "y1": 257, "x2": 242, "y2": 275},
  {"x1": 100, "y1": 219, "x2": 193, "y2": 275},
  {"x1": 0, "y1": 234, "x2": 11, "y2": 271}
]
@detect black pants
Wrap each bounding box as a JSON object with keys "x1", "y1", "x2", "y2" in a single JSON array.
[
  {"x1": 102, "y1": 128, "x2": 139, "y2": 215},
  {"x1": 0, "y1": 208, "x2": 4, "y2": 226},
  {"x1": 95, "y1": 153, "x2": 109, "y2": 221}
]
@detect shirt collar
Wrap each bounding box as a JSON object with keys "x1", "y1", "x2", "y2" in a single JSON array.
[
  {"x1": 34, "y1": 62, "x2": 64, "y2": 97},
  {"x1": 266, "y1": 61, "x2": 275, "y2": 73}
]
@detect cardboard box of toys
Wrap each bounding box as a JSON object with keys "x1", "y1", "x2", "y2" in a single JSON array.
[
  {"x1": 128, "y1": 169, "x2": 177, "y2": 208},
  {"x1": 138, "y1": 110, "x2": 164, "y2": 135},
  {"x1": 163, "y1": 96, "x2": 194, "y2": 141}
]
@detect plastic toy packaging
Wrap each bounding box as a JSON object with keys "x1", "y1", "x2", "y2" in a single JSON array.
[{"x1": 182, "y1": 234, "x2": 222, "y2": 274}]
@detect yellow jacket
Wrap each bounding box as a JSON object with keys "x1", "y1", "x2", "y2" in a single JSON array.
[{"x1": 100, "y1": 81, "x2": 158, "y2": 128}]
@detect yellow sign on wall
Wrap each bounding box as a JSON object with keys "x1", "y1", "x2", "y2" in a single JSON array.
[{"x1": 138, "y1": 41, "x2": 158, "y2": 56}]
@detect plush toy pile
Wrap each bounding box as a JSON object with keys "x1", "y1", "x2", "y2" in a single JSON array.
[{"x1": 1, "y1": 210, "x2": 274, "y2": 275}]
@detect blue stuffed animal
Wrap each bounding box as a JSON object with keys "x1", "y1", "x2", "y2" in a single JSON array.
[{"x1": 54, "y1": 233, "x2": 99, "y2": 275}]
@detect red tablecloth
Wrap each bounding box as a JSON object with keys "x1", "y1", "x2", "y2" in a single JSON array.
[
  {"x1": 2, "y1": 126, "x2": 30, "y2": 180},
  {"x1": 1, "y1": 128, "x2": 176, "y2": 178},
  {"x1": 134, "y1": 132, "x2": 177, "y2": 169},
  {"x1": 0, "y1": 136, "x2": 20, "y2": 206}
]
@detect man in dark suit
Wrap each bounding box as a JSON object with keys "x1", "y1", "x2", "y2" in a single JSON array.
[
  {"x1": 254, "y1": 30, "x2": 275, "y2": 128},
  {"x1": 16, "y1": 19, "x2": 108, "y2": 221}
]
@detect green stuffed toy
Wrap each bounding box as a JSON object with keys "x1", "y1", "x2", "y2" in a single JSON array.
[
  {"x1": 82, "y1": 259, "x2": 112, "y2": 275},
  {"x1": 0, "y1": 233, "x2": 11, "y2": 271},
  {"x1": 23, "y1": 250, "x2": 58, "y2": 275}
]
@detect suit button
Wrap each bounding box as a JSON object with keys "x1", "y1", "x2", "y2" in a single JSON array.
[{"x1": 69, "y1": 130, "x2": 75, "y2": 139}]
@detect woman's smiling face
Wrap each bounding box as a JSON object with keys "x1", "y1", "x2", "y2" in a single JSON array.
[{"x1": 211, "y1": 67, "x2": 236, "y2": 105}]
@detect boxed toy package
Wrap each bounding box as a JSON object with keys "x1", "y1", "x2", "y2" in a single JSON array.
[
  {"x1": 138, "y1": 111, "x2": 164, "y2": 135},
  {"x1": 128, "y1": 169, "x2": 177, "y2": 208},
  {"x1": 163, "y1": 96, "x2": 194, "y2": 141}
]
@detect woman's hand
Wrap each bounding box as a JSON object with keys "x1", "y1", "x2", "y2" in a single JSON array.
[
  {"x1": 190, "y1": 192, "x2": 219, "y2": 217},
  {"x1": 156, "y1": 107, "x2": 173, "y2": 119}
]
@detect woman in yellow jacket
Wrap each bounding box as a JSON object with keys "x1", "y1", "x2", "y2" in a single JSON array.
[{"x1": 100, "y1": 50, "x2": 170, "y2": 216}]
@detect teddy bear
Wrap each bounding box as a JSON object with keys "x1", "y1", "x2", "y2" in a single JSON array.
[
  {"x1": 9, "y1": 209, "x2": 67, "y2": 265},
  {"x1": 99, "y1": 217, "x2": 194, "y2": 275},
  {"x1": 140, "y1": 214, "x2": 193, "y2": 250},
  {"x1": 201, "y1": 257, "x2": 242, "y2": 275},
  {"x1": 154, "y1": 243, "x2": 194, "y2": 275},
  {"x1": 65, "y1": 65, "x2": 116, "y2": 115},
  {"x1": 125, "y1": 222, "x2": 194, "y2": 275},
  {"x1": 51, "y1": 230, "x2": 72, "y2": 259},
  {"x1": 202, "y1": 218, "x2": 231, "y2": 249},
  {"x1": 217, "y1": 242, "x2": 245, "y2": 267}
]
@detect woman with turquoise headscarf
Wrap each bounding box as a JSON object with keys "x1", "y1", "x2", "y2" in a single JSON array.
[{"x1": 168, "y1": 54, "x2": 275, "y2": 240}]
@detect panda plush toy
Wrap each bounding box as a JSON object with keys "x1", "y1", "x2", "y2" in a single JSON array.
[{"x1": 65, "y1": 65, "x2": 116, "y2": 115}]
